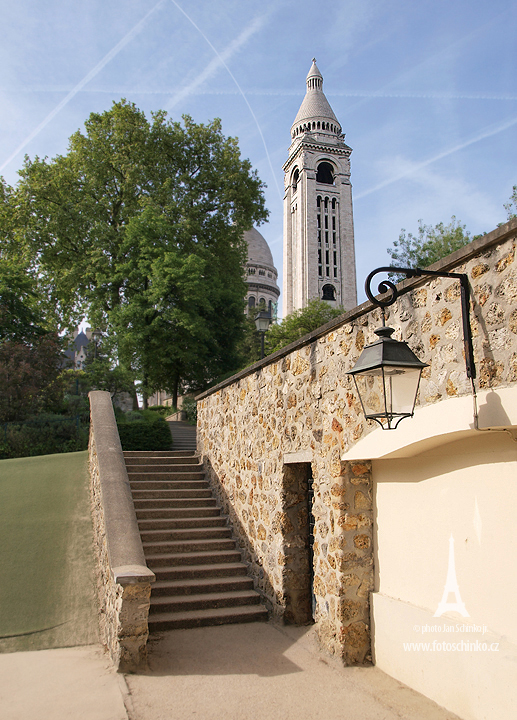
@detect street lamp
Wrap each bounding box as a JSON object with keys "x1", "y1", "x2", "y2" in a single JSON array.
[
  {"x1": 254, "y1": 310, "x2": 271, "y2": 360},
  {"x1": 348, "y1": 266, "x2": 476, "y2": 430},
  {"x1": 348, "y1": 325, "x2": 428, "y2": 429}
]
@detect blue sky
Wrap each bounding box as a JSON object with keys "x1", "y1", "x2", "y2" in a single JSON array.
[{"x1": 1, "y1": 0, "x2": 516, "y2": 309}]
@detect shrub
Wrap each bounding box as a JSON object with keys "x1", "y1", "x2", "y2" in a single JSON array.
[
  {"x1": 146, "y1": 405, "x2": 174, "y2": 418},
  {"x1": 0, "y1": 415, "x2": 89, "y2": 459},
  {"x1": 116, "y1": 413, "x2": 172, "y2": 451}
]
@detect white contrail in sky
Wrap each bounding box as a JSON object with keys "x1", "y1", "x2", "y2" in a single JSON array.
[
  {"x1": 0, "y1": 0, "x2": 165, "y2": 175},
  {"x1": 355, "y1": 114, "x2": 517, "y2": 200},
  {"x1": 167, "y1": 16, "x2": 266, "y2": 110},
  {"x1": 168, "y1": 0, "x2": 282, "y2": 201}
]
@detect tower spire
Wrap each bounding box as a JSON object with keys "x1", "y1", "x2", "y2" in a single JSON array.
[{"x1": 291, "y1": 60, "x2": 341, "y2": 140}]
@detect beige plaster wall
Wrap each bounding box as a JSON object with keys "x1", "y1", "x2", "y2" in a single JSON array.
[{"x1": 372, "y1": 430, "x2": 517, "y2": 720}]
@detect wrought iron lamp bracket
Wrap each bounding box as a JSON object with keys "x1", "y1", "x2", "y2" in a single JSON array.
[{"x1": 365, "y1": 266, "x2": 476, "y2": 380}]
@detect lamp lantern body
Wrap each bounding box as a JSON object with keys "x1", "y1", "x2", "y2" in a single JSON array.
[
  {"x1": 348, "y1": 326, "x2": 428, "y2": 429},
  {"x1": 254, "y1": 311, "x2": 271, "y2": 334}
]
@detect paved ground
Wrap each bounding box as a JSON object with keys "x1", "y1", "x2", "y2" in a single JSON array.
[
  {"x1": 1, "y1": 622, "x2": 462, "y2": 720},
  {"x1": 0, "y1": 645, "x2": 127, "y2": 720}
]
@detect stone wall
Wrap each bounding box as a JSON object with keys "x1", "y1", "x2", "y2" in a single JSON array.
[
  {"x1": 197, "y1": 219, "x2": 517, "y2": 665},
  {"x1": 88, "y1": 391, "x2": 155, "y2": 672}
]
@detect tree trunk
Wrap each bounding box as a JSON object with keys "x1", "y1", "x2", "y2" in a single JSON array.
[{"x1": 172, "y1": 375, "x2": 180, "y2": 411}]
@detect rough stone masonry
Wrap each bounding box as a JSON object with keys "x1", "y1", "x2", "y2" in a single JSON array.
[{"x1": 197, "y1": 219, "x2": 517, "y2": 664}]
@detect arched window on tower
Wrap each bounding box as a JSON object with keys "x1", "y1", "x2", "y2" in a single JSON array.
[
  {"x1": 248, "y1": 296, "x2": 256, "y2": 309},
  {"x1": 316, "y1": 162, "x2": 334, "y2": 185},
  {"x1": 321, "y1": 284, "x2": 336, "y2": 302},
  {"x1": 292, "y1": 168, "x2": 299, "y2": 192}
]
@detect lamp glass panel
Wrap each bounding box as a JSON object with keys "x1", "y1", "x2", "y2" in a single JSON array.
[
  {"x1": 353, "y1": 366, "x2": 421, "y2": 418},
  {"x1": 384, "y1": 367, "x2": 422, "y2": 415},
  {"x1": 353, "y1": 369, "x2": 385, "y2": 417},
  {"x1": 255, "y1": 317, "x2": 270, "y2": 332}
]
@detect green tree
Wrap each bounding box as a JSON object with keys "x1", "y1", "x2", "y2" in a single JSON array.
[
  {"x1": 504, "y1": 186, "x2": 517, "y2": 220},
  {"x1": 388, "y1": 216, "x2": 472, "y2": 270},
  {"x1": 16, "y1": 100, "x2": 268, "y2": 406},
  {"x1": 80, "y1": 333, "x2": 136, "y2": 403},
  {"x1": 0, "y1": 261, "x2": 47, "y2": 343},
  {"x1": 0, "y1": 179, "x2": 55, "y2": 342},
  {"x1": 265, "y1": 299, "x2": 344, "y2": 354},
  {"x1": 0, "y1": 334, "x2": 65, "y2": 422},
  {"x1": 233, "y1": 313, "x2": 265, "y2": 368}
]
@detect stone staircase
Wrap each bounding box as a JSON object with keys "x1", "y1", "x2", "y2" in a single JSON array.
[
  {"x1": 167, "y1": 421, "x2": 197, "y2": 452},
  {"x1": 124, "y1": 450, "x2": 268, "y2": 632}
]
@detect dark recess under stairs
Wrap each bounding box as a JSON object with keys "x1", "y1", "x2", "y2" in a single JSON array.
[{"x1": 124, "y1": 450, "x2": 268, "y2": 631}]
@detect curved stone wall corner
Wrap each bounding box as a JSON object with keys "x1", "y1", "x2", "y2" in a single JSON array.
[{"x1": 88, "y1": 391, "x2": 155, "y2": 673}]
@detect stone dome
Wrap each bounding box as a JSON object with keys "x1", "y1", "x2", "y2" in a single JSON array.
[
  {"x1": 245, "y1": 227, "x2": 275, "y2": 267},
  {"x1": 243, "y1": 227, "x2": 280, "y2": 317}
]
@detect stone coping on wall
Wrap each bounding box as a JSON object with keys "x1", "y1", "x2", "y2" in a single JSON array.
[
  {"x1": 89, "y1": 391, "x2": 155, "y2": 586},
  {"x1": 197, "y1": 217, "x2": 517, "y2": 402}
]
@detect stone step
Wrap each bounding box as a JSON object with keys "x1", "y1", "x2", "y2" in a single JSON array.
[
  {"x1": 135, "y1": 507, "x2": 222, "y2": 519},
  {"x1": 148, "y1": 605, "x2": 268, "y2": 631},
  {"x1": 149, "y1": 589, "x2": 261, "y2": 614},
  {"x1": 127, "y1": 464, "x2": 204, "y2": 475},
  {"x1": 133, "y1": 498, "x2": 217, "y2": 509},
  {"x1": 125, "y1": 456, "x2": 200, "y2": 465},
  {"x1": 151, "y1": 562, "x2": 249, "y2": 581},
  {"x1": 143, "y1": 537, "x2": 236, "y2": 555},
  {"x1": 145, "y1": 549, "x2": 242, "y2": 568},
  {"x1": 128, "y1": 471, "x2": 206, "y2": 482},
  {"x1": 138, "y1": 516, "x2": 228, "y2": 530},
  {"x1": 130, "y1": 480, "x2": 209, "y2": 491},
  {"x1": 124, "y1": 451, "x2": 196, "y2": 458},
  {"x1": 140, "y1": 527, "x2": 232, "y2": 543},
  {"x1": 151, "y1": 576, "x2": 254, "y2": 596},
  {"x1": 132, "y1": 488, "x2": 212, "y2": 500}
]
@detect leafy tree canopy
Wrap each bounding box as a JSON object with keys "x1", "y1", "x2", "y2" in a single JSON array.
[
  {"x1": 0, "y1": 260, "x2": 47, "y2": 343},
  {"x1": 0, "y1": 334, "x2": 65, "y2": 422},
  {"x1": 0, "y1": 178, "x2": 56, "y2": 342},
  {"x1": 14, "y1": 100, "x2": 268, "y2": 405},
  {"x1": 504, "y1": 185, "x2": 517, "y2": 220},
  {"x1": 265, "y1": 299, "x2": 344, "y2": 355},
  {"x1": 388, "y1": 216, "x2": 473, "y2": 270}
]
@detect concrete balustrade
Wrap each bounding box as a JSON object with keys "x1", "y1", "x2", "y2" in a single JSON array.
[{"x1": 88, "y1": 390, "x2": 155, "y2": 672}]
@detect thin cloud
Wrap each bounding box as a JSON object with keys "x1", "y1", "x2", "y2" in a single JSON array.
[
  {"x1": 4, "y1": 87, "x2": 517, "y2": 103},
  {"x1": 0, "y1": 0, "x2": 165, "y2": 174},
  {"x1": 355, "y1": 114, "x2": 517, "y2": 200},
  {"x1": 168, "y1": 0, "x2": 282, "y2": 200}
]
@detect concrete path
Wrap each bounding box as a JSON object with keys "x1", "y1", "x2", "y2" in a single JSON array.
[
  {"x1": 125, "y1": 622, "x2": 461, "y2": 720},
  {"x1": 0, "y1": 623, "x2": 461, "y2": 720},
  {"x1": 0, "y1": 645, "x2": 127, "y2": 720}
]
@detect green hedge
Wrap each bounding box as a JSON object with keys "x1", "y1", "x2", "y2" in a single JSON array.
[
  {"x1": 117, "y1": 415, "x2": 172, "y2": 451},
  {"x1": 0, "y1": 415, "x2": 89, "y2": 459}
]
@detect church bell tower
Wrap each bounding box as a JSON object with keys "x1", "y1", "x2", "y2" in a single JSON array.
[{"x1": 282, "y1": 60, "x2": 357, "y2": 316}]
